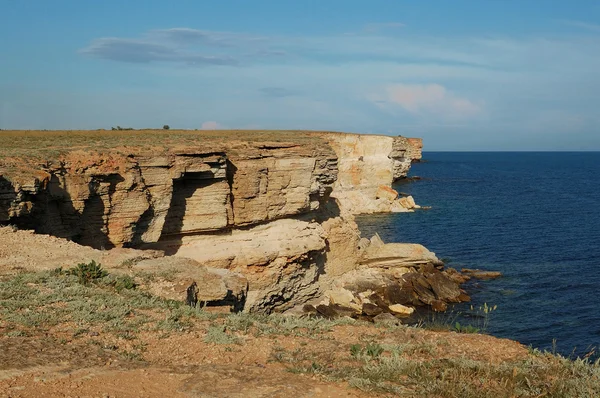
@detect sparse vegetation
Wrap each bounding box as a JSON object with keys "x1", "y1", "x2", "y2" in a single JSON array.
[
  {"x1": 0, "y1": 268, "x2": 207, "y2": 335},
  {"x1": 0, "y1": 269, "x2": 598, "y2": 396},
  {"x1": 454, "y1": 321, "x2": 480, "y2": 334},
  {"x1": 271, "y1": 339, "x2": 600, "y2": 397}
]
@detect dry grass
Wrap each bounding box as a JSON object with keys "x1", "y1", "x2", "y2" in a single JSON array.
[
  {"x1": 0, "y1": 129, "x2": 338, "y2": 160},
  {"x1": 1, "y1": 269, "x2": 599, "y2": 397}
]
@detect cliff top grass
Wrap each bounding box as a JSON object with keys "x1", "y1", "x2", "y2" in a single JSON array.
[
  {"x1": 1, "y1": 267, "x2": 599, "y2": 397},
  {"x1": 0, "y1": 128, "x2": 349, "y2": 183},
  {"x1": 0, "y1": 129, "x2": 353, "y2": 160}
]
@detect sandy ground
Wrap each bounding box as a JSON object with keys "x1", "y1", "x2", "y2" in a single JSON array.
[
  {"x1": 0, "y1": 227, "x2": 165, "y2": 274},
  {"x1": 0, "y1": 322, "x2": 527, "y2": 398}
]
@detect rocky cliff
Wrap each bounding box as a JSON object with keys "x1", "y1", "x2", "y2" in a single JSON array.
[{"x1": 1, "y1": 130, "x2": 455, "y2": 314}]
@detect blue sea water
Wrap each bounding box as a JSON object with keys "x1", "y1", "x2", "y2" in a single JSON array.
[{"x1": 356, "y1": 152, "x2": 600, "y2": 357}]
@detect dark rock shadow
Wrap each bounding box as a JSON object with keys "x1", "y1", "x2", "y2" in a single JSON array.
[
  {"x1": 0, "y1": 176, "x2": 17, "y2": 223},
  {"x1": 157, "y1": 171, "x2": 223, "y2": 255},
  {"x1": 3, "y1": 173, "x2": 124, "y2": 250}
]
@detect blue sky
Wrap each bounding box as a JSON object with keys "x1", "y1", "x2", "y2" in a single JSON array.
[{"x1": 1, "y1": 0, "x2": 599, "y2": 150}]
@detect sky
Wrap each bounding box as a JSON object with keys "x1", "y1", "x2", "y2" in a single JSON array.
[{"x1": 1, "y1": 0, "x2": 599, "y2": 150}]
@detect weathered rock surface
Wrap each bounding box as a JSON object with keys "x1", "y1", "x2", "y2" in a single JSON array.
[
  {"x1": 134, "y1": 257, "x2": 248, "y2": 311},
  {"x1": 154, "y1": 218, "x2": 327, "y2": 312},
  {"x1": 360, "y1": 234, "x2": 443, "y2": 269},
  {"x1": 1, "y1": 141, "x2": 337, "y2": 249},
  {"x1": 321, "y1": 133, "x2": 423, "y2": 214}
]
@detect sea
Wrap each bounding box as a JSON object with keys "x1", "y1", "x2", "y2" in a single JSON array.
[{"x1": 356, "y1": 152, "x2": 600, "y2": 357}]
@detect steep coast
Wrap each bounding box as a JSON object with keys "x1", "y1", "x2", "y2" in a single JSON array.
[{"x1": 0, "y1": 130, "x2": 466, "y2": 315}]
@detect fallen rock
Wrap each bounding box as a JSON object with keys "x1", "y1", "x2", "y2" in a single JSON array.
[
  {"x1": 431, "y1": 299, "x2": 448, "y2": 312},
  {"x1": 458, "y1": 292, "x2": 471, "y2": 302},
  {"x1": 444, "y1": 267, "x2": 471, "y2": 284},
  {"x1": 302, "y1": 304, "x2": 318, "y2": 315},
  {"x1": 315, "y1": 304, "x2": 337, "y2": 319},
  {"x1": 361, "y1": 241, "x2": 444, "y2": 268},
  {"x1": 326, "y1": 288, "x2": 362, "y2": 313},
  {"x1": 398, "y1": 195, "x2": 417, "y2": 209},
  {"x1": 388, "y1": 303, "x2": 415, "y2": 316},
  {"x1": 375, "y1": 185, "x2": 398, "y2": 201},
  {"x1": 373, "y1": 312, "x2": 402, "y2": 326},
  {"x1": 380, "y1": 280, "x2": 421, "y2": 307},
  {"x1": 425, "y1": 270, "x2": 462, "y2": 303},
  {"x1": 362, "y1": 303, "x2": 384, "y2": 316},
  {"x1": 314, "y1": 303, "x2": 360, "y2": 319}
]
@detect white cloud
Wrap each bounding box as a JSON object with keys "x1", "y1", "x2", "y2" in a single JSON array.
[
  {"x1": 201, "y1": 121, "x2": 221, "y2": 129},
  {"x1": 371, "y1": 83, "x2": 482, "y2": 119}
]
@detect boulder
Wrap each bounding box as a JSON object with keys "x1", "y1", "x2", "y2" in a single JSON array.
[
  {"x1": 398, "y1": 195, "x2": 417, "y2": 209},
  {"x1": 425, "y1": 271, "x2": 462, "y2": 303},
  {"x1": 375, "y1": 185, "x2": 398, "y2": 201},
  {"x1": 326, "y1": 288, "x2": 362, "y2": 313},
  {"x1": 134, "y1": 257, "x2": 248, "y2": 311},
  {"x1": 373, "y1": 312, "x2": 402, "y2": 326},
  {"x1": 388, "y1": 303, "x2": 415, "y2": 316},
  {"x1": 444, "y1": 267, "x2": 472, "y2": 284},
  {"x1": 362, "y1": 303, "x2": 384, "y2": 316},
  {"x1": 431, "y1": 300, "x2": 448, "y2": 312},
  {"x1": 361, "y1": 241, "x2": 443, "y2": 269}
]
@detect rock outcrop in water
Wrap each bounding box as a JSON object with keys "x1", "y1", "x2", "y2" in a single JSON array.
[{"x1": 0, "y1": 130, "x2": 445, "y2": 313}]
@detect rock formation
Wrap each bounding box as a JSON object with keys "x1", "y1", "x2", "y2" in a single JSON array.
[
  {"x1": 320, "y1": 133, "x2": 421, "y2": 214},
  {"x1": 0, "y1": 130, "x2": 444, "y2": 314}
]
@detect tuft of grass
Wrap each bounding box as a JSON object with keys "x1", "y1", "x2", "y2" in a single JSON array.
[
  {"x1": 203, "y1": 325, "x2": 241, "y2": 345},
  {"x1": 111, "y1": 274, "x2": 137, "y2": 292},
  {"x1": 345, "y1": 348, "x2": 600, "y2": 397},
  {"x1": 454, "y1": 321, "x2": 480, "y2": 334}
]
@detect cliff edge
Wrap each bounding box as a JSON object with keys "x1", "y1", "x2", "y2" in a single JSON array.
[{"x1": 0, "y1": 130, "x2": 456, "y2": 314}]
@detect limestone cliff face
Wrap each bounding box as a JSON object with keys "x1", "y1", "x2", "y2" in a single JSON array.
[
  {"x1": 0, "y1": 131, "x2": 422, "y2": 312},
  {"x1": 321, "y1": 133, "x2": 421, "y2": 214}
]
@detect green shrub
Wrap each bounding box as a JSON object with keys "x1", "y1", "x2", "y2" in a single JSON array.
[
  {"x1": 163, "y1": 125, "x2": 170, "y2": 130},
  {"x1": 366, "y1": 343, "x2": 384, "y2": 358},
  {"x1": 454, "y1": 322, "x2": 480, "y2": 334},
  {"x1": 113, "y1": 275, "x2": 136, "y2": 292},
  {"x1": 65, "y1": 260, "x2": 108, "y2": 285}
]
